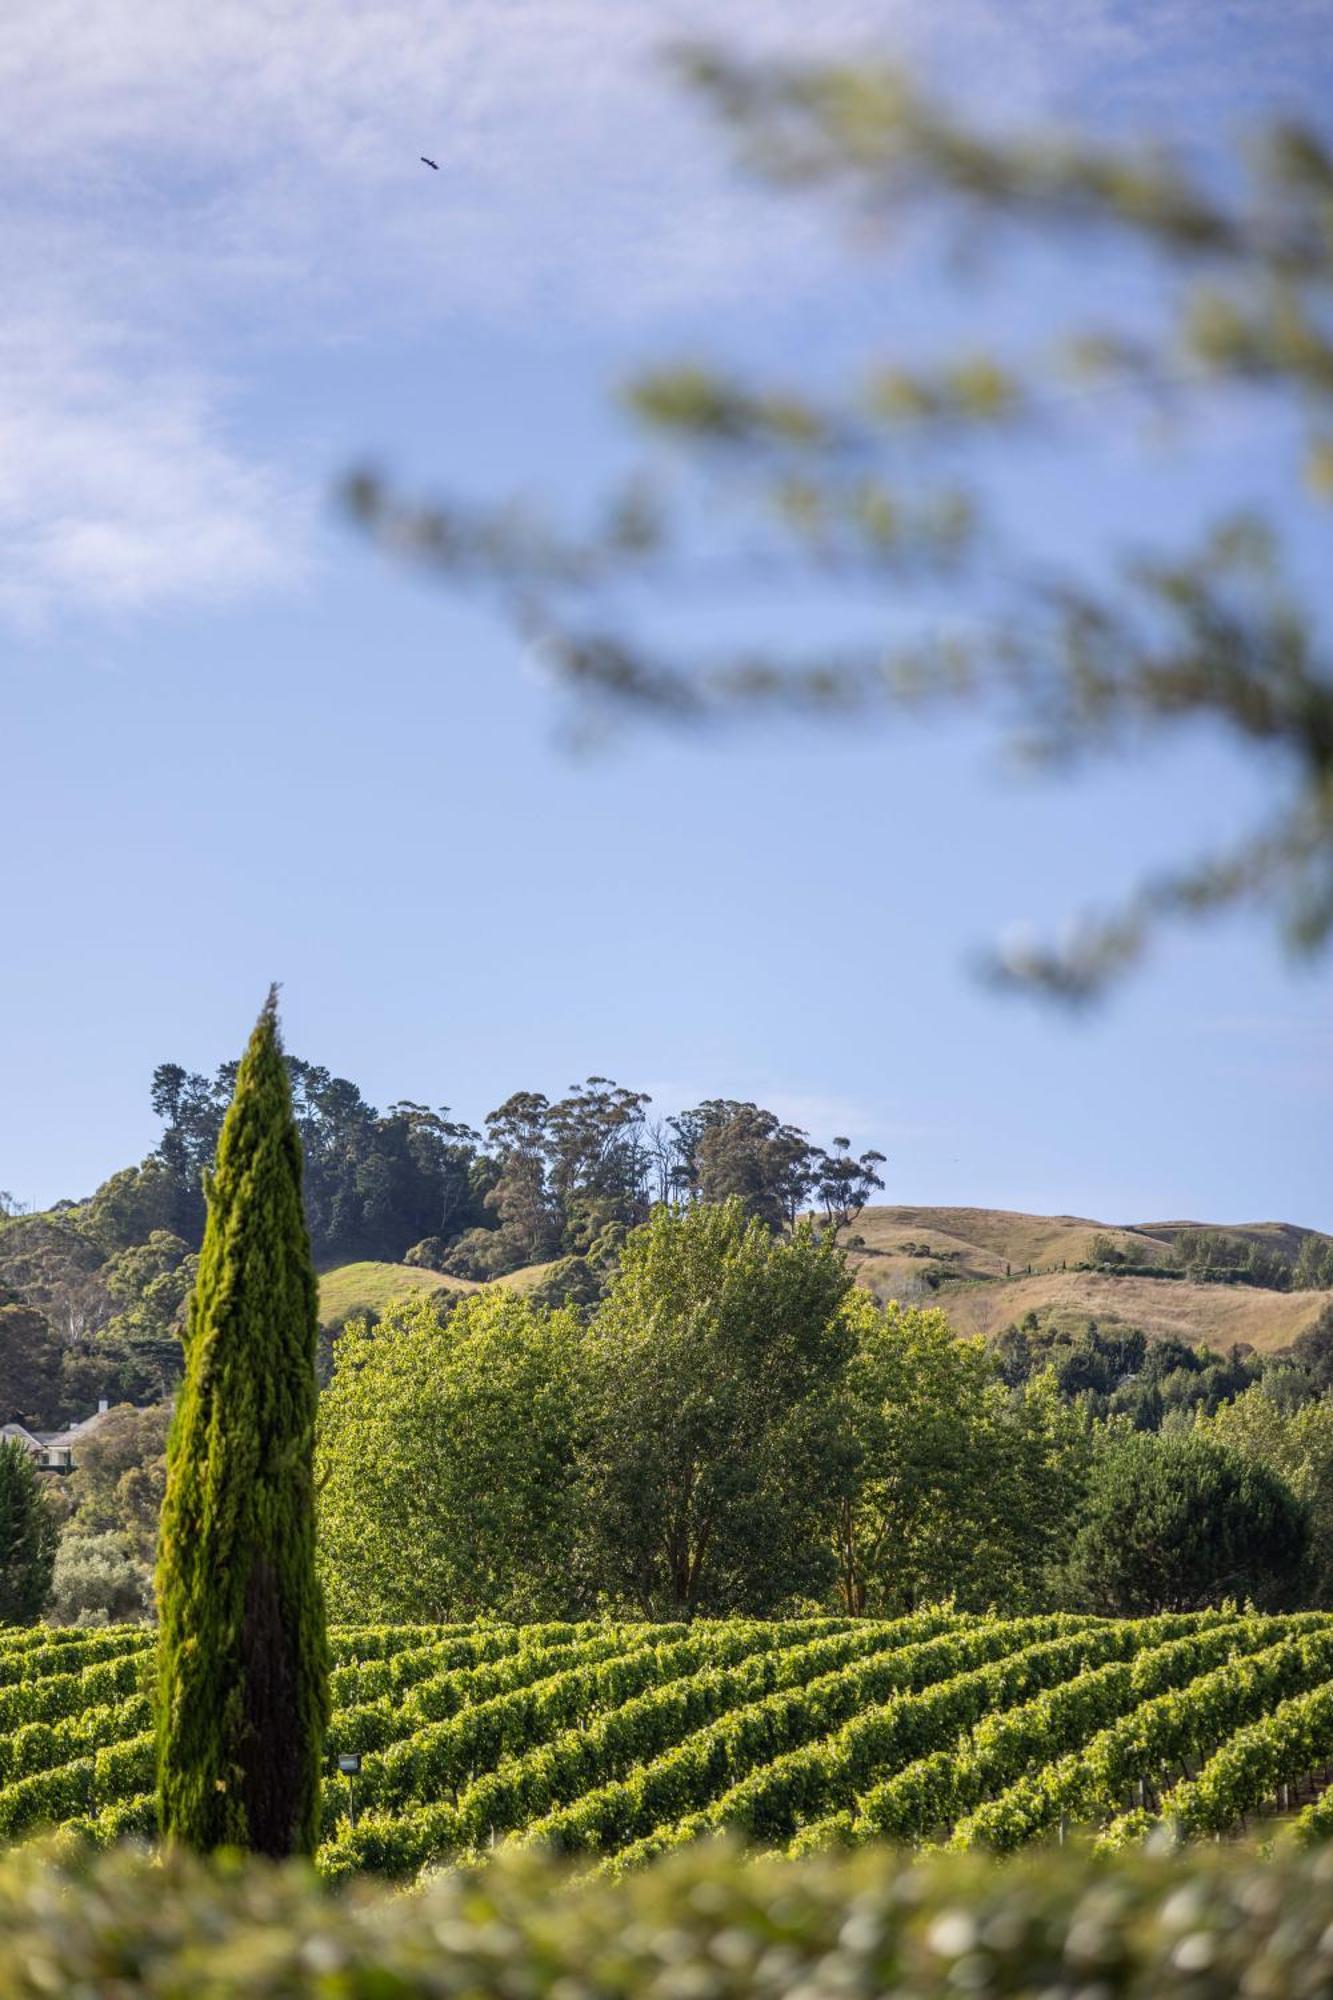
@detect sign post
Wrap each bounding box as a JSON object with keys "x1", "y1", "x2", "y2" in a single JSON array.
[{"x1": 337, "y1": 1751, "x2": 362, "y2": 1828}]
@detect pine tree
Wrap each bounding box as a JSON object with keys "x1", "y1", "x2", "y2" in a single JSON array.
[
  {"x1": 155, "y1": 989, "x2": 328, "y2": 1855},
  {"x1": 0, "y1": 1440, "x2": 58, "y2": 1625}
]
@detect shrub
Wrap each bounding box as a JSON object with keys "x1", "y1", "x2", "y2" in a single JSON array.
[
  {"x1": 15, "y1": 1839, "x2": 1333, "y2": 1996},
  {"x1": 1066, "y1": 1430, "x2": 1308, "y2": 1611},
  {"x1": 47, "y1": 1533, "x2": 152, "y2": 1626}
]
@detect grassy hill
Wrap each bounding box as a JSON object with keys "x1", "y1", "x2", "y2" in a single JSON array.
[
  {"x1": 844, "y1": 1205, "x2": 1333, "y2": 1354},
  {"x1": 315, "y1": 1206, "x2": 1333, "y2": 1355},
  {"x1": 9, "y1": 1611, "x2": 1333, "y2": 1875},
  {"x1": 316, "y1": 1258, "x2": 564, "y2": 1324},
  {"x1": 317, "y1": 1261, "x2": 478, "y2": 1324},
  {"x1": 936, "y1": 1269, "x2": 1331, "y2": 1350}
]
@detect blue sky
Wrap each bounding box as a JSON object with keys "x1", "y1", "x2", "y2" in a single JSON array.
[{"x1": 4, "y1": 0, "x2": 1332, "y2": 1227}]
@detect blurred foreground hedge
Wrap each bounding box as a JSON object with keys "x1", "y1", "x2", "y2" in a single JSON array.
[{"x1": 5, "y1": 1836, "x2": 1333, "y2": 1997}]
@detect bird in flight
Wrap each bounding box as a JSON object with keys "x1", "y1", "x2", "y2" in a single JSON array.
[{"x1": 420, "y1": 155, "x2": 438, "y2": 169}]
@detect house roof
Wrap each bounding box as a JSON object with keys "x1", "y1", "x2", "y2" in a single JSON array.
[
  {"x1": 0, "y1": 1421, "x2": 44, "y2": 1451},
  {"x1": 34, "y1": 1411, "x2": 115, "y2": 1449}
]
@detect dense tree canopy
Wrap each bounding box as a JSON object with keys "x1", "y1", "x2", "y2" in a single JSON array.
[
  {"x1": 230, "y1": 1195, "x2": 1333, "y2": 1626},
  {"x1": 0, "y1": 1439, "x2": 58, "y2": 1625},
  {"x1": 68, "y1": 1402, "x2": 171, "y2": 1562},
  {"x1": 580, "y1": 1201, "x2": 855, "y2": 1616},
  {"x1": 0, "y1": 1296, "x2": 64, "y2": 1429},
  {"x1": 146, "y1": 1057, "x2": 884, "y2": 1281},
  {"x1": 990, "y1": 1311, "x2": 1264, "y2": 1430},
  {"x1": 836, "y1": 1298, "x2": 1091, "y2": 1615},
  {"x1": 317, "y1": 1290, "x2": 583, "y2": 1623},
  {"x1": 151, "y1": 1057, "x2": 486, "y2": 1264},
  {"x1": 0, "y1": 1051, "x2": 888, "y2": 1435},
  {"x1": 1066, "y1": 1430, "x2": 1308, "y2": 1613},
  {"x1": 1200, "y1": 1383, "x2": 1333, "y2": 1606}
]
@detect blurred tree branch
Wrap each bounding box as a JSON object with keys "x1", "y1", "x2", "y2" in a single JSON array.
[{"x1": 344, "y1": 47, "x2": 1333, "y2": 1000}]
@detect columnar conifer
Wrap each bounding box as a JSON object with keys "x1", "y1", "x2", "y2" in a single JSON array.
[{"x1": 155, "y1": 989, "x2": 328, "y2": 1855}]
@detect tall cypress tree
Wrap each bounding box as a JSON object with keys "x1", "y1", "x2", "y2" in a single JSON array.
[{"x1": 155, "y1": 989, "x2": 328, "y2": 1855}]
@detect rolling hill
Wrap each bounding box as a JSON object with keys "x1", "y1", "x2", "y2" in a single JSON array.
[
  {"x1": 318, "y1": 1206, "x2": 1333, "y2": 1355},
  {"x1": 842, "y1": 1205, "x2": 1333, "y2": 1353},
  {"x1": 317, "y1": 1261, "x2": 478, "y2": 1324},
  {"x1": 934, "y1": 1269, "x2": 1330, "y2": 1351}
]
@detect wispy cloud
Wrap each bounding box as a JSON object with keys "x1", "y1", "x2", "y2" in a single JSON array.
[
  {"x1": 4, "y1": 0, "x2": 903, "y2": 626},
  {"x1": 3, "y1": 0, "x2": 1325, "y2": 626},
  {"x1": 0, "y1": 311, "x2": 305, "y2": 627}
]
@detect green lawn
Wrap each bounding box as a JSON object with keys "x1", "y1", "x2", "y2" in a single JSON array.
[{"x1": 317, "y1": 1261, "x2": 477, "y2": 1324}]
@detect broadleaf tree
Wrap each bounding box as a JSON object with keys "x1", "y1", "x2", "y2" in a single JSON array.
[
  {"x1": 1200, "y1": 1382, "x2": 1333, "y2": 1607},
  {"x1": 579, "y1": 1199, "x2": 855, "y2": 1616},
  {"x1": 834, "y1": 1297, "x2": 1090, "y2": 1614},
  {"x1": 1065, "y1": 1428, "x2": 1308, "y2": 1612},
  {"x1": 317, "y1": 1289, "x2": 584, "y2": 1623}
]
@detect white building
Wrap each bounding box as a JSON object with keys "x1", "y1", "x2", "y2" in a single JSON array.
[{"x1": 2, "y1": 1401, "x2": 115, "y2": 1473}]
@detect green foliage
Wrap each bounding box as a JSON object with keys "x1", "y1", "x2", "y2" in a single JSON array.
[
  {"x1": 990, "y1": 1312, "x2": 1263, "y2": 1430},
  {"x1": 0, "y1": 1300, "x2": 64, "y2": 1430},
  {"x1": 992, "y1": 1311, "x2": 1147, "y2": 1392},
  {"x1": 1295, "y1": 1235, "x2": 1333, "y2": 1290},
  {"x1": 928, "y1": 1615, "x2": 1332, "y2": 1851},
  {"x1": 9, "y1": 1612, "x2": 1333, "y2": 1870},
  {"x1": 317, "y1": 1289, "x2": 584, "y2": 1623},
  {"x1": 580, "y1": 1202, "x2": 853, "y2": 1616},
  {"x1": 523, "y1": 1248, "x2": 614, "y2": 1315},
  {"x1": 151, "y1": 1056, "x2": 486, "y2": 1263},
  {"x1": 80, "y1": 1160, "x2": 176, "y2": 1256},
  {"x1": 0, "y1": 1201, "x2": 193, "y2": 1424},
  {"x1": 65, "y1": 1403, "x2": 170, "y2": 1563},
  {"x1": 155, "y1": 995, "x2": 328, "y2": 1857},
  {"x1": 317, "y1": 1229, "x2": 1101, "y2": 1629},
  {"x1": 1084, "y1": 1234, "x2": 1167, "y2": 1276},
  {"x1": 1199, "y1": 1383, "x2": 1333, "y2": 1605},
  {"x1": 0, "y1": 1442, "x2": 58, "y2": 1624},
  {"x1": 0, "y1": 1213, "x2": 108, "y2": 1347},
  {"x1": 1172, "y1": 1227, "x2": 1293, "y2": 1290},
  {"x1": 1289, "y1": 1303, "x2": 1333, "y2": 1389},
  {"x1": 835, "y1": 1299, "x2": 1090, "y2": 1614},
  {"x1": 672, "y1": 1101, "x2": 818, "y2": 1232},
  {"x1": 1156, "y1": 1675, "x2": 1333, "y2": 1840},
  {"x1": 668, "y1": 1613, "x2": 1218, "y2": 1855},
  {"x1": 101, "y1": 1233, "x2": 196, "y2": 1348},
  {"x1": 1066, "y1": 1430, "x2": 1308, "y2": 1612},
  {"x1": 12, "y1": 1839, "x2": 1333, "y2": 2000},
  {"x1": 147, "y1": 1053, "x2": 885, "y2": 1291},
  {"x1": 47, "y1": 1533, "x2": 152, "y2": 1628}
]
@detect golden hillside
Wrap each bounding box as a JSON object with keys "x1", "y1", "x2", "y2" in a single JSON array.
[
  {"x1": 847, "y1": 1206, "x2": 1332, "y2": 1353},
  {"x1": 318, "y1": 1207, "x2": 1332, "y2": 1356}
]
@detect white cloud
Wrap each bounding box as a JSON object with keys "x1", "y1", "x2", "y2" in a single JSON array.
[
  {"x1": 6, "y1": 0, "x2": 913, "y2": 626},
  {"x1": 0, "y1": 311, "x2": 305, "y2": 626},
  {"x1": 2, "y1": 0, "x2": 1324, "y2": 626}
]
